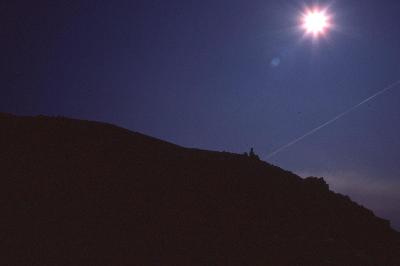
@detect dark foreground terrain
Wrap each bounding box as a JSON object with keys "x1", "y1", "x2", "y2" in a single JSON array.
[{"x1": 1, "y1": 113, "x2": 399, "y2": 265}]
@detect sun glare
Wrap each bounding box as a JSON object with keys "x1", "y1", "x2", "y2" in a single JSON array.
[{"x1": 302, "y1": 9, "x2": 330, "y2": 36}]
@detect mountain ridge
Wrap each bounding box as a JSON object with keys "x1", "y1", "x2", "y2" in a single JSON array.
[{"x1": 1, "y1": 113, "x2": 399, "y2": 265}]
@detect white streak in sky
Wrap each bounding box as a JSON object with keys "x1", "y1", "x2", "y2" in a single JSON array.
[{"x1": 266, "y1": 80, "x2": 400, "y2": 159}]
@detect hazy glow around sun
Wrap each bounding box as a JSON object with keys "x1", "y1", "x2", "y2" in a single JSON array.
[{"x1": 302, "y1": 8, "x2": 331, "y2": 36}]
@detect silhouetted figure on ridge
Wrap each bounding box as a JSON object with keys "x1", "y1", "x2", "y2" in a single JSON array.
[{"x1": 249, "y1": 147, "x2": 260, "y2": 160}]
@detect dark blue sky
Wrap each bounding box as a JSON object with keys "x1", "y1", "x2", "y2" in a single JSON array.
[{"x1": 2, "y1": 0, "x2": 400, "y2": 229}]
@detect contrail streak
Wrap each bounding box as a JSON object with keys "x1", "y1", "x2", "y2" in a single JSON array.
[{"x1": 266, "y1": 80, "x2": 400, "y2": 159}]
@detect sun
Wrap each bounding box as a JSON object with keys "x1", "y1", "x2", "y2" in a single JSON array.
[{"x1": 302, "y1": 9, "x2": 330, "y2": 36}]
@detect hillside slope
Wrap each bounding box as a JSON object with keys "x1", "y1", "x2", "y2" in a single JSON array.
[{"x1": 1, "y1": 113, "x2": 399, "y2": 265}]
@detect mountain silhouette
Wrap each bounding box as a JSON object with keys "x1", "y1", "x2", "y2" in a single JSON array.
[{"x1": 1, "y1": 113, "x2": 399, "y2": 265}]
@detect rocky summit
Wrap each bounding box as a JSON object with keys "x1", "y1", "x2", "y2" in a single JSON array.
[{"x1": 1, "y1": 113, "x2": 399, "y2": 265}]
